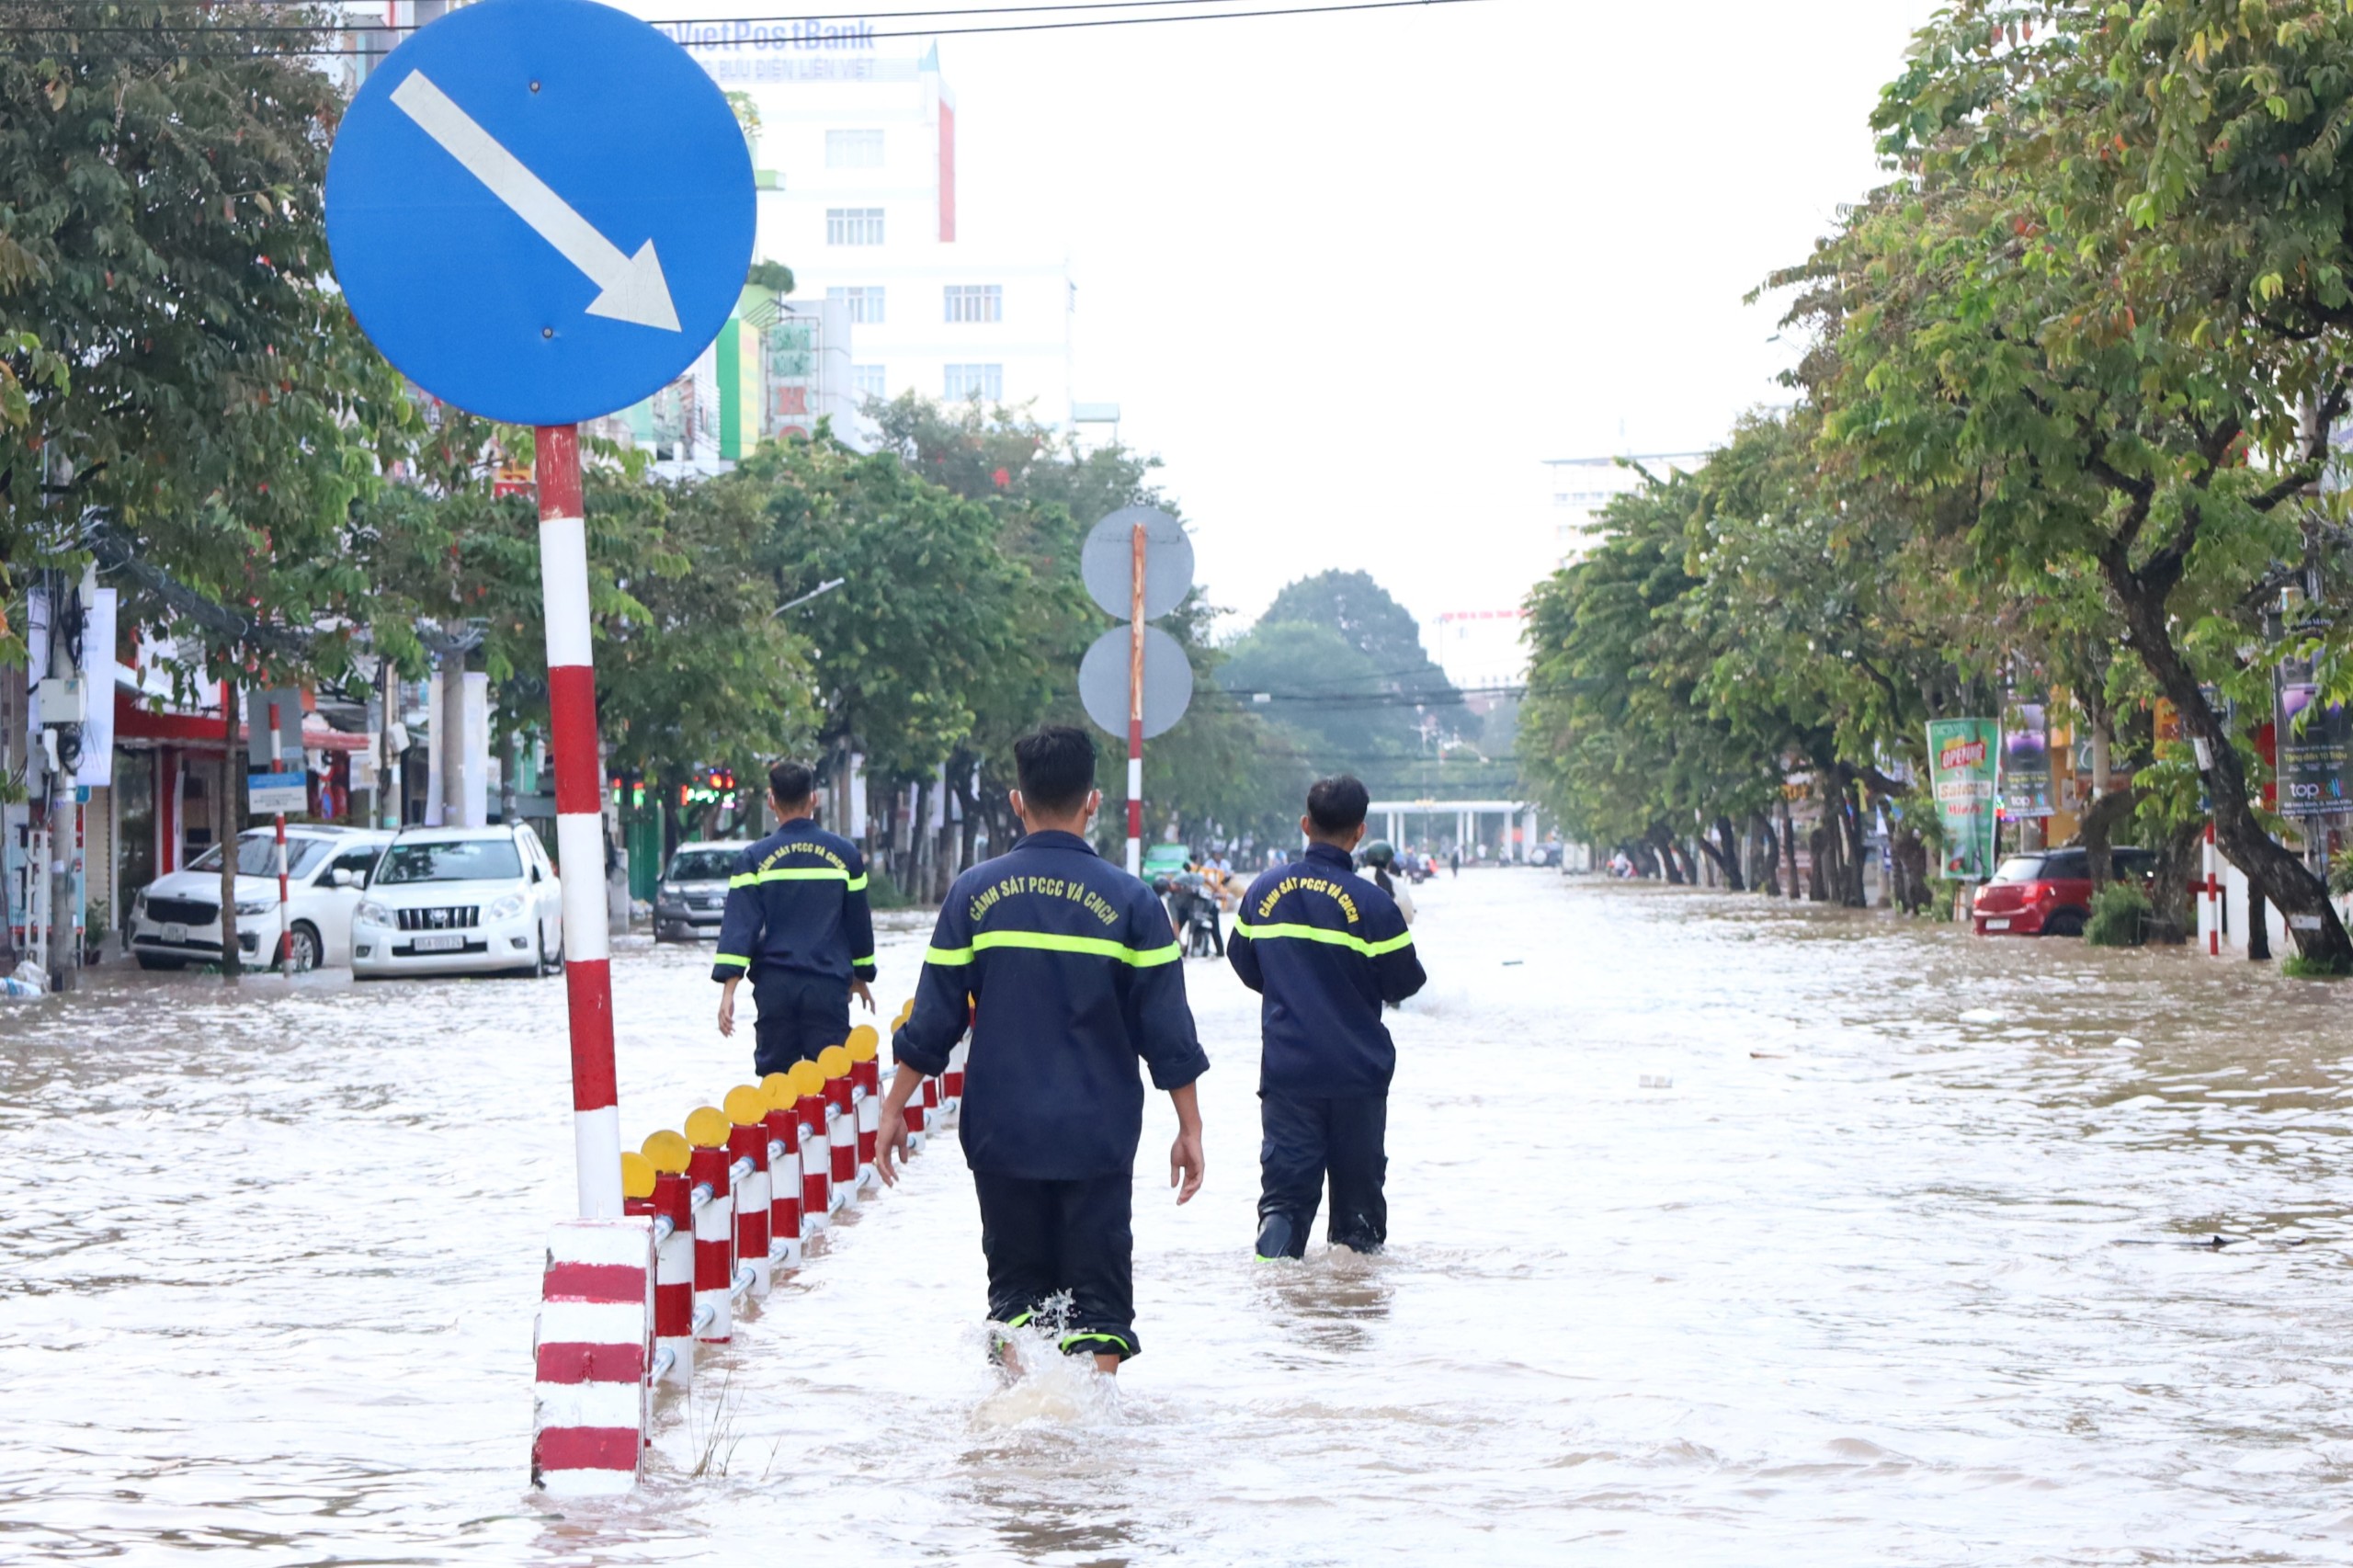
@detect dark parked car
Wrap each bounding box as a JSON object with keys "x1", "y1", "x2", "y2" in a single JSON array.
[
  {"x1": 654, "y1": 841, "x2": 748, "y2": 943},
  {"x1": 1972, "y1": 846, "x2": 2155, "y2": 937}
]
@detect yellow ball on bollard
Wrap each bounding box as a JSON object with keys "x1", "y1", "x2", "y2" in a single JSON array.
[
  {"x1": 759, "y1": 1071, "x2": 795, "y2": 1109},
  {"x1": 620, "y1": 1150, "x2": 656, "y2": 1199},
  {"x1": 642, "y1": 1129, "x2": 692, "y2": 1174},
  {"x1": 684, "y1": 1105, "x2": 731, "y2": 1148},
  {"x1": 723, "y1": 1085, "x2": 768, "y2": 1127},
  {"x1": 817, "y1": 1043, "x2": 853, "y2": 1080},
  {"x1": 787, "y1": 1059, "x2": 825, "y2": 1099},
  {"x1": 847, "y1": 1025, "x2": 879, "y2": 1062}
]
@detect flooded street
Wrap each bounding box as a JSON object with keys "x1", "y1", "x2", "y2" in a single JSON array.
[{"x1": 7, "y1": 869, "x2": 2353, "y2": 1564}]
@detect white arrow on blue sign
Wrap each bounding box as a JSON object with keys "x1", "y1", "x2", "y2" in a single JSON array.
[{"x1": 325, "y1": 0, "x2": 756, "y2": 426}]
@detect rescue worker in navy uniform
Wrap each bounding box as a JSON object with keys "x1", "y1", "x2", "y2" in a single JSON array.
[
  {"x1": 1228, "y1": 775, "x2": 1427, "y2": 1260},
  {"x1": 712, "y1": 759, "x2": 877, "y2": 1074},
  {"x1": 875, "y1": 725, "x2": 1208, "y2": 1373}
]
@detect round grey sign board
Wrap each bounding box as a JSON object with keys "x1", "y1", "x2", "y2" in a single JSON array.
[
  {"x1": 1082, "y1": 506, "x2": 1194, "y2": 621},
  {"x1": 1079, "y1": 623, "x2": 1194, "y2": 740}
]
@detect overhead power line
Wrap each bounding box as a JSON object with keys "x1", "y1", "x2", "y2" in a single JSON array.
[
  {"x1": 0, "y1": 0, "x2": 1495, "y2": 49},
  {"x1": 0, "y1": 0, "x2": 1267, "y2": 17}
]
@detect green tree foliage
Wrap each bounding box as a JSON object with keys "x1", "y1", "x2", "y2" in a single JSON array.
[
  {"x1": 1259, "y1": 570, "x2": 1463, "y2": 716},
  {"x1": 1806, "y1": 0, "x2": 2353, "y2": 960},
  {"x1": 0, "y1": 2, "x2": 409, "y2": 683},
  {"x1": 867, "y1": 394, "x2": 1304, "y2": 852}
]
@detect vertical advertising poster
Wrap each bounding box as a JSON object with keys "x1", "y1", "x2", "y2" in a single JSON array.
[
  {"x1": 1927, "y1": 717, "x2": 1999, "y2": 880},
  {"x1": 1998, "y1": 699, "x2": 2054, "y2": 819},
  {"x1": 2277, "y1": 671, "x2": 2349, "y2": 819}
]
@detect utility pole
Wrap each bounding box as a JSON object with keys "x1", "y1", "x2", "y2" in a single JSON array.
[{"x1": 41, "y1": 564, "x2": 94, "y2": 994}]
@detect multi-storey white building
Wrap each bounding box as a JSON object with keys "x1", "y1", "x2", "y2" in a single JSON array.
[
  {"x1": 665, "y1": 26, "x2": 1078, "y2": 424},
  {"x1": 1542, "y1": 450, "x2": 1711, "y2": 565}
]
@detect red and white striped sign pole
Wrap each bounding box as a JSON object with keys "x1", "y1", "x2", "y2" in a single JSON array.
[
  {"x1": 536, "y1": 423, "x2": 622, "y2": 1220},
  {"x1": 1125, "y1": 518, "x2": 1145, "y2": 878}
]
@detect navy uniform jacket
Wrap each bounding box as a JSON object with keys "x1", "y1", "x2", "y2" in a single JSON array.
[
  {"x1": 1228, "y1": 842, "x2": 1426, "y2": 1096},
  {"x1": 892, "y1": 829, "x2": 1209, "y2": 1180},
  {"x1": 710, "y1": 819, "x2": 877, "y2": 986}
]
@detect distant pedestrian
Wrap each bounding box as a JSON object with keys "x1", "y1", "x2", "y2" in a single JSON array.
[
  {"x1": 1449, "y1": 847, "x2": 1461, "y2": 878},
  {"x1": 876, "y1": 725, "x2": 1207, "y2": 1374},
  {"x1": 712, "y1": 760, "x2": 876, "y2": 1073},
  {"x1": 1229, "y1": 775, "x2": 1427, "y2": 1260}
]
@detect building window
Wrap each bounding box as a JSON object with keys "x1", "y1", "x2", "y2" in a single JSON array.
[
  {"x1": 943, "y1": 284, "x2": 1003, "y2": 324},
  {"x1": 826, "y1": 208, "x2": 884, "y2": 246},
  {"x1": 827, "y1": 285, "x2": 886, "y2": 324},
  {"x1": 853, "y1": 365, "x2": 886, "y2": 401},
  {"x1": 826, "y1": 129, "x2": 884, "y2": 169},
  {"x1": 944, "y1": 364, "x2": 1002, "y2": 402}
]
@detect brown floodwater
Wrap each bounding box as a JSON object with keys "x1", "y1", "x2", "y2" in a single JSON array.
[{"x1": 3, "y1": 871, "x2": 2350, "y2": 1563}]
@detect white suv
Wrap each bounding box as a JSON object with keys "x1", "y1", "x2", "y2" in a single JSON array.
[
  {"x1": 130, "y1": 827, "x2": 392, "y2": 972},
  {"x1": 351, "y1": 824, "x2": 563, "y2": 979}
]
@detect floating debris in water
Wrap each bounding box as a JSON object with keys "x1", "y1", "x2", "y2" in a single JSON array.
[{"x1": 1639, "y1": 1074, "x2": 1674, "y2": 1090}]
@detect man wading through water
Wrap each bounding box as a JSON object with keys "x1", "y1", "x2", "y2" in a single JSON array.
[
  {"x1": 1229, "y1": 775, "x2": 1426, "y2": 1260},
  {"x1": 712, "y1": 759, "x2": 878, "y2": 1072},
  {"x1": 876, "y1": 724, "x2": 1208, "y2": 1373}
]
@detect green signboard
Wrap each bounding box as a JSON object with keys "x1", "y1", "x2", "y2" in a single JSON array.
[{"x1": 1927, "y1": 717, "x2": 1998, "y2": 881}]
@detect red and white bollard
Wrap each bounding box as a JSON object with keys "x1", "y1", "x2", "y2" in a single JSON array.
[
  {"x1": 724, "y1": 1087, "x2": 773, "y2": 1300},
  {"x1": 530, "y1": 1217, "x2": 654, "y2": 1496},
  {"x1": 849, "y1": 1028, "x2": 881, "y2": 1189},
  {"x1": 902, "y1": 1064, "x2": 927, "y2": 1154},
  {"x1": 820, "y1": 1044, "x2": 858, "y2": 1211},
  {"x1": 626, "y1": 1141, "x2": 695, "y2": 1389},
  {"x1": 943, "y1": 1036, "x2": 969, "y2": 1120},
  {"x1": 2205, "y1": 820, "x2": 2221, "y2": 956},
  {"x1": 536, "y1": 425, "x2": 623, "y2": 1222},
  {"x1": 760, "y1": 1074, "x2": 803, "y2": 1269},
  {"x1": 788, "y1": 1059, "x2": 831, "y2": 1233},
  {"x1": 685, "y1": 1109, "x2": 736, "y2": 1344}
]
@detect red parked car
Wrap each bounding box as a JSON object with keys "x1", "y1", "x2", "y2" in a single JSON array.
[{"x1": 1972, "y1": 847, "x2": 2157, "y2": 937}]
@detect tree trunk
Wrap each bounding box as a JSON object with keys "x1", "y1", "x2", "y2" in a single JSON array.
[
  {"x1": 1693, "y1": 829, "x2": 1736, "y2": 888},
  {"x1": 1779, "y1": 792, "x2": 1800, "y2": 901},
  {"x1": 2108, "y1": 559, "x2": 2351, "y2": 966},
  {"x1": 1756, "y1": 813, "x2": 1782, "y2": 898},
  {"x1": 1891, "y1": 824, "x2": 1931, "y2": 914},
  {"x1": 1806, "y1": 824, "x2": 1831, "y2": 902},
  {"x1": 219, "y1": 684, "x2": 241, "y2": 984},
  {"x1": 2070, "y1": 786, "x2": 2139, "y2": 887},
  {"x1": 2248, "y1": 890, "x2": 2272, "y2": 961},
  {"x1": 2148, "y1": 817, "x2": 2202, "y2": 943},
  {"x1": 1653, "y1": 827, "x2": 1685, "y2": 884},
  {"x1": 1835, "y1": 776, "x2": 1869, "y2": 909},
  {"x1": 1711, "y1": 815, "x2": 1746, "y2": 892}
]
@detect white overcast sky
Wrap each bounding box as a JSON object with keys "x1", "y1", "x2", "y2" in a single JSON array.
[
  {"x1": 654, "y1": 0, "x2": 1947, "y2": 637},
  {"x1": 938, "y1": 0, "x2": 1948, "y2": 638}
]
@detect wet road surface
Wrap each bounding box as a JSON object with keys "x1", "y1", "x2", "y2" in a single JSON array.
[{"x1": 5, "y1": 872, "x2": 2353, "y2": 1563}]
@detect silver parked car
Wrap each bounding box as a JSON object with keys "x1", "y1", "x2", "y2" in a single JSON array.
[{"x1": 654, "y1": 841, "x2": 748, "y2": 942}]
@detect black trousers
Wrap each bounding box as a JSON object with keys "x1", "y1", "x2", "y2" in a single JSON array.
[
  {"x1": 973, "y1": 1170, "x2": 1139, "y2": 1359},
  {"x1": 750, "y1": 970, "x2": 851, "y2": 1076},
  {"x1": 1257, "y1": 1091, "x2": 1388, "y2": 1257}
]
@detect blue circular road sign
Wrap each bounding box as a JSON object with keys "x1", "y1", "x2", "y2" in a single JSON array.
[{"x1": 325, "y1": 0, "x2": 756, "y2": 426}]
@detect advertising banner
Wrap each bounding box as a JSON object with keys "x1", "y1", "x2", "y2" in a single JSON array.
[
  {"x1": 1998, "y1": 699, "x2": 2054, "y2": 819},
  {"x1": 1927, "y1": 718, "x2": 1999, "y2": 881},
  {"x1": 2277, "y1": 670, "x2": 2349, "y2": 819}
]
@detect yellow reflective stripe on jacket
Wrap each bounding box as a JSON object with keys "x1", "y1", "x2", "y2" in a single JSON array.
[
  {"x1": 925, "y1": 930, "x2": 1182, "y2": 968},
  {"x1": 1230, "y1": 920, "x2": 1414, "y2": 958},
  {"x1": 846, "y1": 873, "x2": 869, "y2": 892},
  {"x1": 714, "y1": 952, "x2": 751, "y2": 969},
  {"x1": 728, "y1": 866, "x2": 855, "y2": 889}
]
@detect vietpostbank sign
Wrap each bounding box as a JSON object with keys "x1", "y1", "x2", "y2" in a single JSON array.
[{"x1": 659, "y1": 17, "x2": 877, "y2": 51}]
